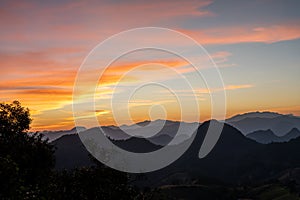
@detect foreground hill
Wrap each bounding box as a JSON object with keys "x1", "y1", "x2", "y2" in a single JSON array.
[{"x1": 52, "y1": 134, "x2": 95, "y2": 169}]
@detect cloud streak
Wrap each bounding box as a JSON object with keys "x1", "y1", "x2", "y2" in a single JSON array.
[{"x1": 180, "y1": 24, "x2": 300, "y2": 45}]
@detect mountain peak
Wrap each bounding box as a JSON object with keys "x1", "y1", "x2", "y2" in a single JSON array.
[
  {"x1": 290, "y1": 127, "x2": 300, "y2": 132},
  {"x1": 70, "y1": 126, "x2": 87, "y2": 132}
]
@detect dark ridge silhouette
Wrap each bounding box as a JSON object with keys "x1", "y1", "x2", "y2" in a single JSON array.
[
  {"x1": 101, "y1": 126, "x2": 132, "y2": 140},
  {"x1": 52, "y1": 134, "x2": 95, "y2": 169},
  {"x1": 141, "y1": 120, "x2": 263, "y2": 186},
  {"x1": 147, "y1": 134, "x2": 173, "y2": 145},
  {"x1": 52, "y1": 132, "x2": 163, "y2": 168},
  {"x1": 284, "y1": 128, "x2": 300, "y2": 141},
  {"x1": 34, "y1": 126, "x2": 86, "y2": 142},
  {"x1": 111, "y1": 136, "x2": 162, "y2": 153},
  {"x1": 247, "y1": 129, "x2": 281, "y2": 144}
]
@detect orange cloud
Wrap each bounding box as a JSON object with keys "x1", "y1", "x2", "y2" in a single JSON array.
[
  {"x1": 198, "y1": 84, "x2": 254, "y2": 94},
  {"x1": 0, "y1": 47, "x2": 84, "y2": 73},
  {"x1": 224, "y1": 84, "x2": 253, "y2": 90},
  {"x1": 106, "y1": 60, "x2": 187, "y2": 73},
  {"x1": 97, "y1": 59, "x2": 190, "y2": 86}
]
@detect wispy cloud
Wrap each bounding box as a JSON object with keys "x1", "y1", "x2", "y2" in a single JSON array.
[
  {"x1": 198, "y1": 84, "x2": 254, "y2": 94},
  {"x1": 180, "y1": 24, "x2": 300, "y2": 45}
]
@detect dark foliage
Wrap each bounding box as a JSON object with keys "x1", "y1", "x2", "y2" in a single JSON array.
[
  {"x1": 46, "y1": 166, "x2": 137, "y2": 200},
  {"x1": 0, "y1": 101, "x2": 136, "y2": 199},
  {"x1": 0, "y1": 101, "x2": 54, "y2": 199}
]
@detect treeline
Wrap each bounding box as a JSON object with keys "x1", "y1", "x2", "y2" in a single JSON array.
[{"x1": 0, "y1": 101, "x2": 147, "y2": 199}]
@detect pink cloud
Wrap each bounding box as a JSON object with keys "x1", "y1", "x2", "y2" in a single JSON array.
[{"x1": 180, "y1": 24, "x2": 300, "y2": 44}]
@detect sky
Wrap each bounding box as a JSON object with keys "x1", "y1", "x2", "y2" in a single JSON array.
[{"x1": 0, "y1": 0, "x2": 300, "y2": 130}]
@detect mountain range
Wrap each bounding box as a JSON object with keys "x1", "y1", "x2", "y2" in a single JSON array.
[
  {"x1": 226, "y1": 111, "x2": 300, "y2": 136},
  {"x1": 43, "y1": 112, "x2": 300, "y2": 146},
  {"x1": 51, "y1": 120, "x2": 300, "y2": 187},
  {"x1": 247, "y1": 128, "x2": 300, "y2": 144},
  {"x1": 44, "y1": 120, "x2": 199, "y2": 145},
  {"x1": 34, "y1": 126, "x2": 86, "y2": 142}
]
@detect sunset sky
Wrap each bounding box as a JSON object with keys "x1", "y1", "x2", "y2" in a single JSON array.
[{"x1": 1, "y1": 0, "x2": 300, "y2": 130}]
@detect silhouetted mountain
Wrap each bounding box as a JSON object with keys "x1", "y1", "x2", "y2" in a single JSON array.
[
  {"x1": 226, "y1": 112, "x2": 300, "y2": 136},
  {"x1": 247, "y1": 129, "x2": 281, "y2": 144},
  {"x1": 226, "y1": 111, "x2": 283, "y2": 122},
  {"x1": 101, "y1": 126, "x2": 132, "y2": 140},
  {"x1": 40, "y1": 120, "x2": 196, "y2": 143},
  {"x1": 52, "y1": 130, "x2": 162, "y2": 168},
  {"x1": 149, "y1": 121, "x2": 300, "y2": 186},
  {"x1": 111, "y1": 137, "x2": 162, "y2": 153},
  {"x1": 142, "y1": 120, "x2": 263, "y2": 186},
  {"x1": 37, "y1": 126, "x2": 86, "y2": 142},
  {"x1": 284, "y1": 128, "x2": 300, "y2": 141},
  {"x1": 52, "y1": 120, "x2": 300, "y2": 186},
  {"x1": 247, "y1": 128, "x2": 300, "y2": 144},
  {"x1": 146, "y1": 133, "x2": 193, "y2": 146},
  {"x1": 146, "y1": 134, "x2": 173, "y2": 146},
  {"x1": 52, "y1": 134, "x2": 95, "y2": 169},
  {"x1": 85, "y1": 120, "x2": 198, "y2": 145},
  {"x1": 118, "y1": 119, "x2": 198, "y2": 141}
]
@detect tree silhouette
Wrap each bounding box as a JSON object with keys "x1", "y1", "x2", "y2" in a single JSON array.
[
  {"x1": 0, "y1": 101, "x2": 31, "y2": 135},
  {"x1": 0, "y1": 101, "x2": 138, "y2": 199},
  {"x1": 0, "y1": 101, "x2": 54, "y2": 199}
]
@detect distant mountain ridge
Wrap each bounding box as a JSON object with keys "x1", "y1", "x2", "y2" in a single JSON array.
[
  {"x1": 247, "y1": 128, "x2": 300, "y2": 144},
  {"x1": 114, "y1": 113, "x2": 300, "y2": 146},
  {"x1": 48, "y1": 120, "x2": 199, "y2": 145},
  {"x1": 226, "y1": 111, "x2": 284, "y2": 122},
  {"x1": 34, "y1": 126, "x2": 86, "y2": 142},
  {"x1": 226, "y1": 111, "x2": 300, "y2": 136},
  {"x1": 45, "y1": 111, "x2": 300, "y2": 145}
]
